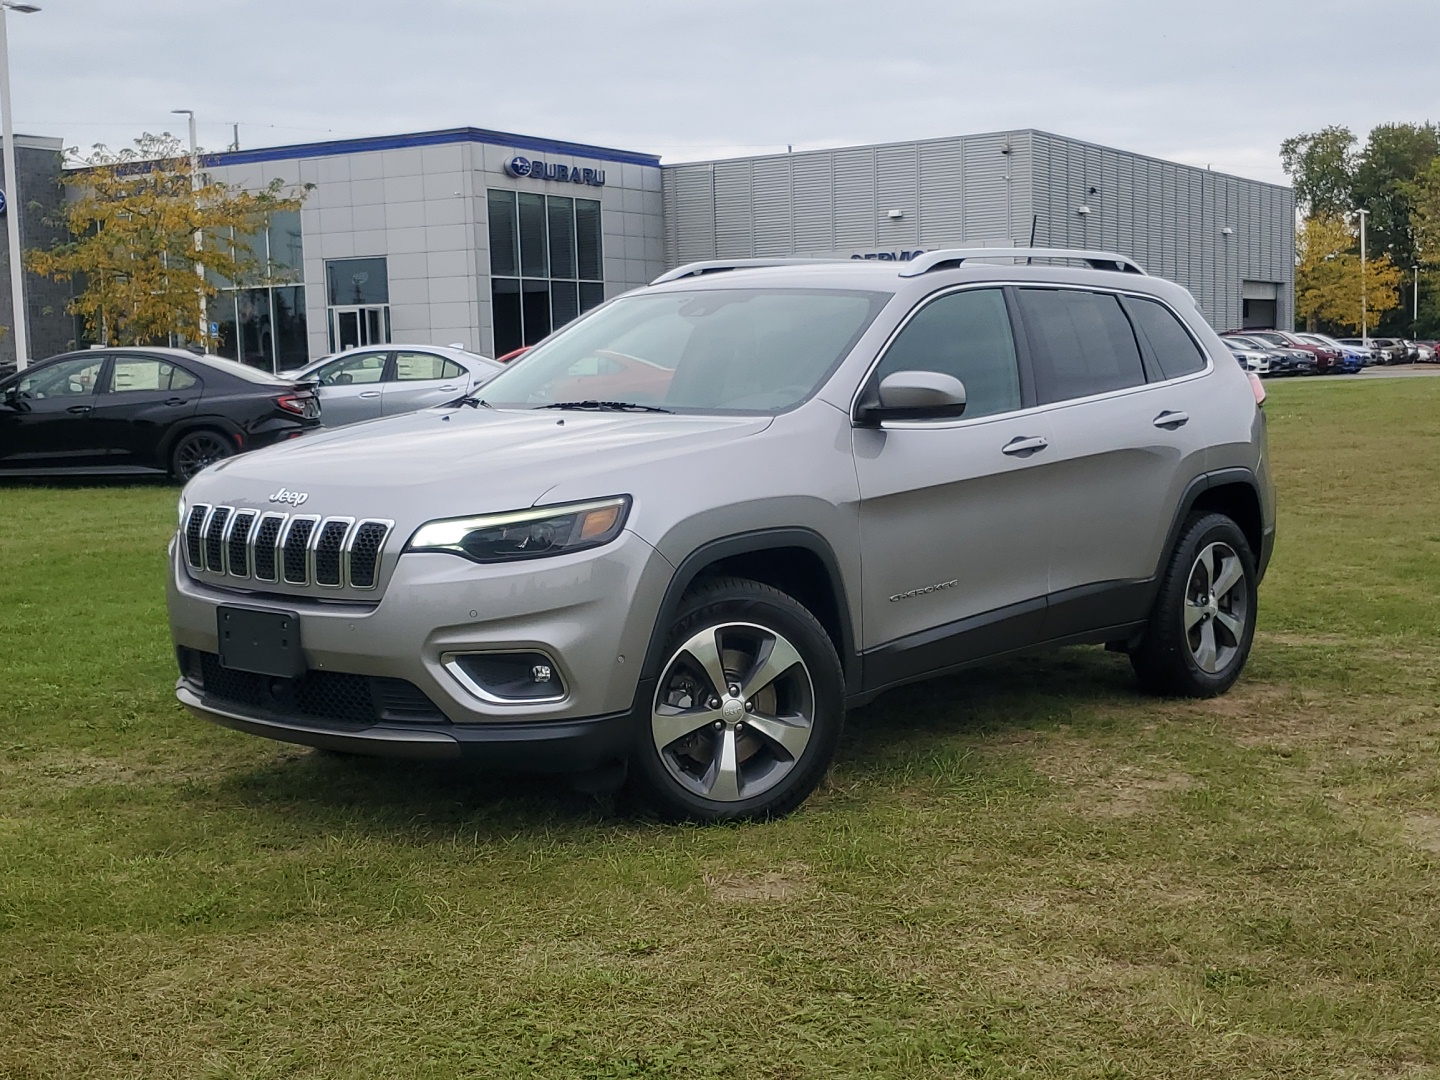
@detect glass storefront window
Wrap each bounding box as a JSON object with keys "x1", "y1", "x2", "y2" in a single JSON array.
[
  {"x1": 206, "y1": 210, "x2": 308, "y2": 372},
  {"x1": 488, "y1": 191, "x2": 604, "y2": 357}
]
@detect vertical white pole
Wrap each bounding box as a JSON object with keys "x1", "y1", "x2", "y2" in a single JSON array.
[
  {"x1": 0, "y1": 7, "x2": 29, "y2": 371},
  {"x1": 188, "y1": 112, "x2": 205, "y2": 345},
  {"x1": 1358, "y1": 209, "x2": 1368, "y2": 342}
]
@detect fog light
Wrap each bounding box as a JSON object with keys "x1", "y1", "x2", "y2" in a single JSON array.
[{"x1": 443, "y1": 651, "x2": 566, "y2": 703}]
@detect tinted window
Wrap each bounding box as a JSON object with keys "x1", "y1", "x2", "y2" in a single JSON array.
[
  {"x1": 874, "y1": 288, "x2": 1020, "y2": 419},
  {"x1": 1127, "y1": 297, "x2": 1207, "y2": 379},
  {"x1": 108, "y1": 359, "x2": 198, "y2": 393},
  {"x1": 17, "y1": 356, "x2": 104, "y2": 398},
  {"x1": 393, "y1": 352, "x2": 465, "y2": 381},
  {"x1": 325, "y1": 257, "x2": 389, "y2": 306},
  {"x1": 1018, "y1": 289, "x2": 1145, "y2": 404}
]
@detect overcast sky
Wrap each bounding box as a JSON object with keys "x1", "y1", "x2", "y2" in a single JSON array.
[{"x1": 6, "y1": 0, "x2": 1436, "y2": 184}]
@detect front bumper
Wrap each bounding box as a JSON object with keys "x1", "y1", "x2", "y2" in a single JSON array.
[
  {"x1": 167, "y1": 528, "x2": 675, "y2": 765},
  {"x1": 176, "y1": 682, "x2": 637, "y2": 769}
]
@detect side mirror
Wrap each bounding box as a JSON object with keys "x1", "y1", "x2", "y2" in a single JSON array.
[{"x1": 857, "y1": 370, "x2": 967, "y2": 424}]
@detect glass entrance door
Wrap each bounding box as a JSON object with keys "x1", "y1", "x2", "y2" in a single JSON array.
[{"x1": 329, "y1": 305, "x2": 390, "y2": 351}]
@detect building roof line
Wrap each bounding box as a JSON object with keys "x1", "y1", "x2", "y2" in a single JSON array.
[{"x1": 203, "y1": 126, "x2": 662, "y2": 169}]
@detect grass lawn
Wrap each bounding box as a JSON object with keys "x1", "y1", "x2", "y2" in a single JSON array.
[{"x1": 2, "y1": 378, "x2": 1439, "y2": 1079}]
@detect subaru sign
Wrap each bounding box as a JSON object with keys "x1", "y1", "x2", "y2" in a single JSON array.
[{"x1": 504, "y1": 155, "x2": 606, "y2": 187}]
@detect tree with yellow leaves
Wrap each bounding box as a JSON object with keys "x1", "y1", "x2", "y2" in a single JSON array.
[
  {"x1": 1294, "y1": 214, "x2": 1401, "y2": 334},
  {"x1": 26, "y1": 133, "x2": 308, "y2": 348}
]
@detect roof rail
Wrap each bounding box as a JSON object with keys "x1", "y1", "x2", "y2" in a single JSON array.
[
  {"x1": 651, "y1": 258, "x2": 840, "y2": 285},
  {"x1": 897, "y1": 248, "x2": 1147, "y2": 278}
]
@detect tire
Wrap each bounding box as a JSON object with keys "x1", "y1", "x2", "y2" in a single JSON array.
[
  {"x1": 170, "y1": 429, "x2": 234, "y2": 482},
  {"x1": 1130, "y1": 513, "x2": 1257, "y2": 697},
  {"x1": 631, "y1": 576, "x2": 845, "y2": 822}
]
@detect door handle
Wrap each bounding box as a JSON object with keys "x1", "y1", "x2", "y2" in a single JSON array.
[
  {"x1": 66, "y1": 404, "x2": 92, "y2": 414},
  {"x1": 164, "y1": 397, "x2": 187, "y2": 407},
  {"x1": 359, "y1": 390, "x2": 382, "y2": 398},
  {"x1": 1001, "y1": 435, "x2": 1048, "y2": 455},
  {"x1": 437, "y1": 385, "x2": 458, "y2": 392},
  {"x1": 1153, "y1": 410, "x2": 1189, "y2": 429}
]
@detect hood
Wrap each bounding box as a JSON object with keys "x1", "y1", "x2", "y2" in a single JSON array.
[{"x1": 183, "y1": 406, "x2": 773, "y2": 523}]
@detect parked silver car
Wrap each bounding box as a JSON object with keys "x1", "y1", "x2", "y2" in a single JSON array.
[
  {"x1": 168, "y1": 248, "x2": 1275, "y2": 821},
  {"x1": 287, "y1": 344, "x2": 502, "y2": 426}
]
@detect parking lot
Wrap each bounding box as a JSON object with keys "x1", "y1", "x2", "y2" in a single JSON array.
[{"x1": 2, "y1": 377, "x2": 1438, "y2": 1078}]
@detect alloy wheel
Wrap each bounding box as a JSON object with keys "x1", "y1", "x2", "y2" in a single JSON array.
[
  {"x1": 651, "y1": 621, "x2": 815, "y2": 803},
  {"x1": 176, "y1": 433, "x2": 231, "y2": 480},
  {"x1": 1183, "y1": 541, "x2": 1249, "y2": 674}
]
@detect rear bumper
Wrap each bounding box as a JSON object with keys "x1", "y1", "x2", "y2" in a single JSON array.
[{"x1": 178, "y1": 681, "x2": 637, "y2": 771}]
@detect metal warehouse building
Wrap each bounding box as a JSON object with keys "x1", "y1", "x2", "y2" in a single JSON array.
[
  {"x1": 0, "y1": 125, "x2": 1294, "y2": 369},
  {"x1": 664, "y1": 130, "x2": 1295, "y2": 333}
]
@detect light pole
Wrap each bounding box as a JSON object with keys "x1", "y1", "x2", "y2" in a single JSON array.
[
  {"x1": 0, "y1": 2, "x2": 39, "y2": 371},
  {"x1": 1355, "y1": 208, "x2": 1369, "y2": 342},
  {"x1": 171, "y1": 108, "x2": 205, "y2": 344},
  {"x1": 1413, "y1": 264, "x2": 1420, "y2": 332}
]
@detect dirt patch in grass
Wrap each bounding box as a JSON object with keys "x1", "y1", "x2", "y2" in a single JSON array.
[
  {"x1": 1403, "y1": 814, "x2": 1440, "y2": 856},
  {"x1": 705, "y1": 866, "x2": 810, "y2": 902}
]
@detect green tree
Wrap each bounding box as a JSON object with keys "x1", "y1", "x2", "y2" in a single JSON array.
[
  {"x1": 26, "y1": 132, "x2": 308, "y2": 348},
  {"x1": 1280, "y1": 125, "x2": 1357, "y2": 218},
  {"x1": 1295, "y1": 214, "x2": 1402, "y2": 334},
  {"x1": 1351, "y1": 122, "x2": 1439, "y2": 285}
]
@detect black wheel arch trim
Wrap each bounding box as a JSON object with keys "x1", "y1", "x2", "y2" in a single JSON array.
[
  {"x1": 1160, "y1": 467, "x2": 1271, "y2": 583},
  {"x1": 638, "y1": 527, "x2": 860, "y2": 697}
]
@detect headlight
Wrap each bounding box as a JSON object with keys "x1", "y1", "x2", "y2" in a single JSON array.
[
  {"x1": 178, "y1": 496, "x2": 186, "y2": 526},
  {"x1": 405, "y1": 496, "x2": 631, "y2": 563}
]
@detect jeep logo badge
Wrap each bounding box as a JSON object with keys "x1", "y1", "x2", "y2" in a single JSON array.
[{"x1": 268, "y1": 487, "x2": 309, "y2": 506}]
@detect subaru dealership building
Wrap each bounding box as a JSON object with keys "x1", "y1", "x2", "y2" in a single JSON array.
[{"x1": 0, "y1": 125, "x2": 1295, "y2": 369}]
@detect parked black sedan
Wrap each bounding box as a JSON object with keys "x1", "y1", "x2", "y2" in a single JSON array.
[{"x1": 0, "y1": 348, "x2": 320, "y2": 481}]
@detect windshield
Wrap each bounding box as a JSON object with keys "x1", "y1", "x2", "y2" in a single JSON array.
[{"x1": 476, "y1": 287, "x2": 890, "y2": 413}]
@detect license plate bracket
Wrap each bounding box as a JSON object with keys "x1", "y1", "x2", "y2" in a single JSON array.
[{"x1": 217, "y1": 605, "x2": 305, "y2": 677}]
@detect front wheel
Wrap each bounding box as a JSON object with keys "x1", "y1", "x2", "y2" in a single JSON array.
[
  {"x1": 631, "y1": 577, "x2": 845, "y2": 822},
  {"x1": 1130, "y1": 513, "x2": 1257, "y2": 697}
]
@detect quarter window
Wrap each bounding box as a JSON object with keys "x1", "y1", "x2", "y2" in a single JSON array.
[
  {"x1": 873, "y1": 288, "x2": 1021, "y2": 420},
  {"x1": 1127, "y1": 297, "x2": 1207, "y2": 380},
  {"x1": 1016, "y1": 289, "x2": 1146, "y2": 404}
]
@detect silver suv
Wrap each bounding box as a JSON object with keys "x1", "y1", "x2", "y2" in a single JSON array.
[{"x1": 167, "y1": 248, "x2": 1275, "y2": 821}]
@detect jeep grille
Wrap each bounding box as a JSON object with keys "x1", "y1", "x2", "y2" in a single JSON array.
[{"x1": 182, "y1": 504, "x2": 393, "y2": 591}]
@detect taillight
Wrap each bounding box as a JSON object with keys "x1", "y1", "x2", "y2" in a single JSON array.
[
  {"x1": 1248, "y1": 372, "x2": 1266, "y2": 406},
  {"x1": 275, "y1": 393, "x2": 310, "y2": 415}
]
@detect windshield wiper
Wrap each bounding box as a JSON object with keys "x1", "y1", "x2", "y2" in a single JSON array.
[
  {"x1": 538, "y1": 400, "x2": 672, "y2": 413},
  {"x1": 446, "y1": 394, "x2": 492, "y2": 409}
]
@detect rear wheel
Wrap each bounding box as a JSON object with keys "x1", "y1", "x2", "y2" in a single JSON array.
[
  {"x1": 171, "y1": 430, "x2": 233, "y2": 481},
  {"x1": 632, "y1": 577, "x2": 844, "y2": 822},
  {"x1": 1130, "y1": 513, "x2": 1257, "y2": 697}
]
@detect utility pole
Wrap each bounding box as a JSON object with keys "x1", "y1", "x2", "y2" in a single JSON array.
[
  {"x1": 172, "y1": 109, "x2": 205, "y2": 344},
  {"x1": 0, "y1": 2, "x2": 39, "y2": 370},
  {"x1": 1413, "y1": 264, "x2": 1420, "y2": 332}
]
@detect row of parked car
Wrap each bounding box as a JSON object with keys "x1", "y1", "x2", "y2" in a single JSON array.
[{"x1": 1222, "y1": 330, "x2": 1439, "y2": 377}]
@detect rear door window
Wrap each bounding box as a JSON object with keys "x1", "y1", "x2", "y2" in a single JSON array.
[
  {"x1": 1016, "y1": 288, "x2": 1146, "y2": 404},
  {"x1": 1126, "y1": 297, "x2": 1208, "y2": 380}
]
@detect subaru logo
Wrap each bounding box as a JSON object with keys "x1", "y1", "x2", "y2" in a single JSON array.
[
  {"x1": 268, "y1": 487, "x2": 309, "y2": 506},
  {"x1": 504, "y1": 155, "x2": 533, "y2": 178}
]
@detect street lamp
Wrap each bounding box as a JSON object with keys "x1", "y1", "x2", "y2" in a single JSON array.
[
  {"x1": 0, "y1": 1, "x2": 39, "y2": 371},
  {"x1": 171, "y1": 108, "x2": 205, "y2": 344},
  {"x1": 1355, "y1": 208, "x2": 1369, "y2": 343},
  {"x1": 1413, "y1": 264, "x2": 1420, "y2": 332}
]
